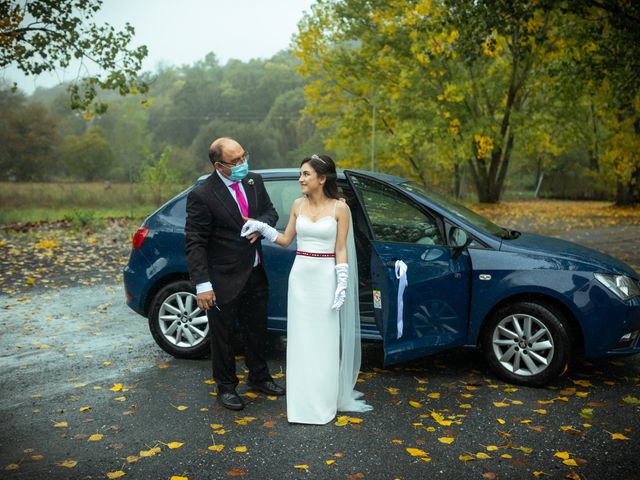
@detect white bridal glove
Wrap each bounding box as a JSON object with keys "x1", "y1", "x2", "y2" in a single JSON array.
[
  {"x1": 241, "y1": 219, "x2": 279, "y2": 242},
  {"x1": 332, "y1": 263, "x2": 349, "y2": 310}
]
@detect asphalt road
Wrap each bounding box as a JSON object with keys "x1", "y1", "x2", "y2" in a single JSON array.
[{"x1": 1, "y1": 225, "x2": 640, "y2": 480}]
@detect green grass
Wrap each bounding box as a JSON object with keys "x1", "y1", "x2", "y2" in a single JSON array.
[{"x1": 0, "y1": 181, "x2": 189, "y2": 226}]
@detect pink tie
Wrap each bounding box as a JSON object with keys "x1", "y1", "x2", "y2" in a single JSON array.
[
  {"x1": 230, "y1": 182, "x2": 248, "y2": 217},
  {"x1": 231, "y1": 182, "x2": 260, "y2": 264}
]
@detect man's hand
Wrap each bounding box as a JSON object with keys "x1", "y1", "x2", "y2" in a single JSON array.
[
  {"x1": 245, "y1": 231, "x2": 261, "y2": 244},
  {"x1": 196, "y1": 290, "x2": 216, "y2": 310}
]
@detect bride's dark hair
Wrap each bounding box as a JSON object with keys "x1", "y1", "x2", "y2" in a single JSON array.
[{"x1": 301, "y1": 154, "x2": 340, "y2": 200}]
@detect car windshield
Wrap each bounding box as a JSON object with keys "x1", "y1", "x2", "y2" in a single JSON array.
[{"x1": 401, "y1": 182, "x2": 517, "y2": 239}]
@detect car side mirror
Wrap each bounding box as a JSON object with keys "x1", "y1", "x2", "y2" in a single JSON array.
[{"x1": 450, "y1": 227, "x2": 471, "y2": 258}]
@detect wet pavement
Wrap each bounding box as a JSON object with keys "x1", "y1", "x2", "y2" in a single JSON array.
[{"x1": 1, "y1": 220, "x2": 640, "y2": 479}]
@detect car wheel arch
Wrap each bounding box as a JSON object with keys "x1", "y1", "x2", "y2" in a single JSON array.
[
  {"x1": 477, "y1": 292, "x2": 584, "y2": 356},
  {"x1": 143, "y1": 272, "x2": 191, "y2": 317}
]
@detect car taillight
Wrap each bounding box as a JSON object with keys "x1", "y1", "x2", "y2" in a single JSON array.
[{"x1": 132, "y1": 227, "x2": 149, "y2": 249}]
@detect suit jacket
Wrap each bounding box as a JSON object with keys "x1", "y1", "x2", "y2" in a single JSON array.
[{"x1": 185, "y1": 171, "x2": 278, "y2": 304}]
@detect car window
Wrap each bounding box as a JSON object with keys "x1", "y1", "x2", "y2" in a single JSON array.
[
  {"x1": 349, "y1": 175, "x2": 443, "y2": 245},
  {"x1": 264, "y1": 180, "x2": 302, "y2": 230}
]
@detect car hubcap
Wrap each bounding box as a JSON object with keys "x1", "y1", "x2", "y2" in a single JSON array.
[
  {"x1": 492, "y1": 313, "x2": 554, "y2": 376},
  {"x1": 159, "y1": 292, "x2": 209, "y2": 348}
]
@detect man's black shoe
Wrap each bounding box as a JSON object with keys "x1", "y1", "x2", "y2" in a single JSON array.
[
  {"x1": 247, "y1": 380, "x2": 285, "y2": 396},
  {"x1": 217, "y1": 391, "x2": 244, "y2": 410}
]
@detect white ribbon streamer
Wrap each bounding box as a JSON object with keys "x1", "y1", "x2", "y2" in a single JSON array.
[{"x1": 394, "y1": 260, "x2": 408, "y2": 339}]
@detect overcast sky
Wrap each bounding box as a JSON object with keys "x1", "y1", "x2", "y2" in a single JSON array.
[{"x1": 2, "y1": 0, "x2": 316, "y2": 94}]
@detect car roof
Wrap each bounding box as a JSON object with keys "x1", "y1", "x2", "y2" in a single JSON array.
[{"x1": 196, "y1": 168, "x2": 409, "y2": 185}]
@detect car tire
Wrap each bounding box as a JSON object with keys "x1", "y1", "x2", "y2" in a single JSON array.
[
  {"x1": 148, "y1": 280, "x2": 210, "y2": 359},
  {"x1": 482, "y1": 301, "x2": 572, "y2": 387}
]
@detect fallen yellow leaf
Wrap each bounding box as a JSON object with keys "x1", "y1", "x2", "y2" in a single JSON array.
[
  {"x1": 110, "y1": 384, "x2": 123, "y2": 392},
  {"x1": 496, "y1": 418, "x2": 506, "y2": 425},
  {"x1": 406, "y1": 447, "x2": 428, "y2": 457},
  {"x1": 335, "y1": 416, "x2": 349, "y2": 427},
  {"x1": 427, "y1": 392, "x2": 441, "y2": 399},
  {"x1": 175, "y1": 405, "x2": 188, "y2": 411},
  {"x1": 88, "y1": 434, "x2": 103, "y2": 442},
  {"x1": 53, "y1": 421, "x2": 68, "y2": 428},
  {"x1": 476, "y1": 452, "x2": 491, "y2": 459},
  {"x1": 493, "y1": 402, "x2": 509, "y2": 407},
  {"x1": 386, "y1": 387, "x2": 399, "y2": 395},
  {"x1": 31, "y1": 455, "x2": 43, "y2": 461},
  {"x1": 572, "y1": 379, "x2": 593, "y2": 388},
  {"x1": 126, "y1": 456, "x2": 139, "y2": 463},
  {"x1": 79, "y1": 406, "x2": 92, "y2": 412},
  {"x1": 106, "y1": 471, "x2": 126, "y2": 479},
  {"x1": 209, "y1": 424, "x2": 223, "y2": 429},
  {"x1": 234, "y1": 446, "x2": 247, "y2": 453},
  {"x1": 409, "y1": 401, "x2": 422, "y2": 408},
  {"x1": 486, "y1": 445, "x2": 499, "y2": 451},
  {"x1": 167, "y1": 442, "x2": 184, "y2": 449},
  {"x1": 58, "y1": 459, "x2": 78, "y2": 468},
  {"x1": 554, "y1": 451, "x2": 570, "y2": 460},
  {"x1": 438, "y1": 437, "x2": 455, "y2": 444},
  {"x1": 326, "y1": 459, "x2": 335, "y2": 465},
  {"x1": 533, "y1": 409, "x2": 547, "y2": 415},
  {"x1": 459, "y1": 455, "x2": 476, "y2": 462},
  {"x1": 500, "y1": 454, "x2": 512, "y2": 459},
  {"x1": 170, "y1": 477, "x2": 189, "y2": 480},
  {"x1": 563, "y1": 459, "x2": 578, "y2": 467},
  {"x1": 610, "y1": 433, "x2": 630, "y2": 440},
  {"x1": 139, "y1": 447, "x2": 161, "y2": 457},
  {"x1": 208, "y1": 444, "x2": 224, "y2": 452},
  {"x1": 245, "y1": 392, "x2": 259, "y2": 399},
  {"x1": 294, "y1": 465, "x2": 309, "y2": 470},
  {"x1": 5, "y1": 464, "x2": 19, "y2": 470},
  {"x1": 113, "y1": 396, "x2": 126, "y2": 402}
]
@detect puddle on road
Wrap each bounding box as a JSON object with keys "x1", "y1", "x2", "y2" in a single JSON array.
[{"x1": 0, "y1": 283, "x2": 166, "y2": 409}]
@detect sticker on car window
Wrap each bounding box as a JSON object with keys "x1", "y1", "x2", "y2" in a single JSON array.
[{"x1": 373, "y1": 290, "x2": 382, "y2": 309}]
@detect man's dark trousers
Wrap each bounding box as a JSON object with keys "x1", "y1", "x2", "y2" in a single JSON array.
[{"x1": 206, "y1": 264, "x2": 271, "y2": 393}]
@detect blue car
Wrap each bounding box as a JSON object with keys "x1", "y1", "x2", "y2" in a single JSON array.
[{"x1": 124, "y1": 169, "x2": 640, "y2": 386}]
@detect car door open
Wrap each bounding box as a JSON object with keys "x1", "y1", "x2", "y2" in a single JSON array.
[{"x1": 345, "y1": 171, "x2": 473, "y2": 366}]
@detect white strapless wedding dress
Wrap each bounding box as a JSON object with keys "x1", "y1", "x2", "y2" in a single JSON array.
[
  {"x1": 286, "y1": 206, "x2": 373, "y2": 425},
  {"x1": 286, "y1": 214, "x2": 340, "y2": 424}
]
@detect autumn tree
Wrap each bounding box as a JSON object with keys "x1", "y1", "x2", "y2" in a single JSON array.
[
  {"x1": 0, "y1": 0, "x2": 148, "y2": 113},
  {"x1": 555, "y1": 1, "x2": 640, "y2": 205},
  {"x1": 295, "y1": 0, "x2": 570, "y2": 202}
]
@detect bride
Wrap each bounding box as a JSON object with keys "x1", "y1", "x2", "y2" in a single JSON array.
[{"x1": 241, "y1": 154, "x2": 373, "y2": 424}]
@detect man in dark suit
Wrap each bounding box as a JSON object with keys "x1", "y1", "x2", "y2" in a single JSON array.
[{"x1": 185, "y1": 137, "x2": 284, "y2": 410}]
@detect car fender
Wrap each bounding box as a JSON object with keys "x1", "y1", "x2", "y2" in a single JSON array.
[{"x1": 466, "y1": 249, "x2": 591, "y2": 348}]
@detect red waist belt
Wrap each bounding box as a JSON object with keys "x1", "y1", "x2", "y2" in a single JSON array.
[{"x1": 296, "y1": 250, "x2": 335, "y2": 258}]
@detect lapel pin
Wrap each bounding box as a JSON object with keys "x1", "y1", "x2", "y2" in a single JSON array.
[{"x1": 247, "y1": 179, "x2": 254, "y2": 185}]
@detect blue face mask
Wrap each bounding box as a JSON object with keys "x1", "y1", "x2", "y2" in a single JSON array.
[{"x1": 229, "y1": 161, "x2": 249, "y2": 182}]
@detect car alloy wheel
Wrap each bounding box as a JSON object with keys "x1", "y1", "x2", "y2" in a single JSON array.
[
  {"x1": 159, "y1": 291, "x2": 209, "y2": 348},
  {"x1": 492, "y1": 313, "x2": 555, "y2": 376},
  {"x1": 482, "y1": 301, "x2": 572, "y2": 386},
  {"x1": 148, "y1": 280, "x2": 210, "y2": 359}
]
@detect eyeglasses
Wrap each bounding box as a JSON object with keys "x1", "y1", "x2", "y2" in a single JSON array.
[{"x1": 218, "y1": 151, "x2": 249, "y2": 168}]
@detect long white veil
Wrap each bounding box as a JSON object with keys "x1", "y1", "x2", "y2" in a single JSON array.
[{"x1": 336, "y1": 206, "x2": 373, "y2": 413}]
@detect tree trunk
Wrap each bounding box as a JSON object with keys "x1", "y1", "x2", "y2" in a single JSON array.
[{"x1": 453, "y1": 162, "x2": 462, "y2": 199}]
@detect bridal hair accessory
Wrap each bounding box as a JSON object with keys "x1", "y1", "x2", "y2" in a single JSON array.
[{"x1": 311, "y1": 154, "x2": 327, "y2": 165}]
